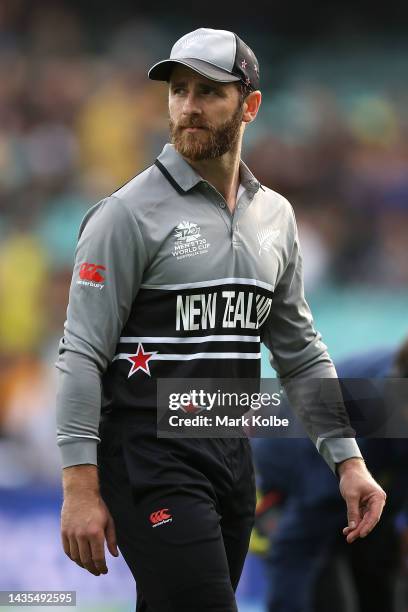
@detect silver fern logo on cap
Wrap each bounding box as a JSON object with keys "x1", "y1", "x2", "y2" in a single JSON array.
[{"x1": 257, "y1": 226, "x2": 280, "y2": 255}]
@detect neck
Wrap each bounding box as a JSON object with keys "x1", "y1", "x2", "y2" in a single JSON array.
[{"x1": 182, "y1": 137, "x2": 242, "y2": 213}]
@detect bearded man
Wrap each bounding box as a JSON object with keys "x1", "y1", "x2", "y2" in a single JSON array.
[{"x1": 56, "y1": 28, "x2": 386, "y2": 612}]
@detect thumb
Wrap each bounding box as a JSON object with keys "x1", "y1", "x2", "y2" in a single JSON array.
[
  {"x1": 346, "y1": 495, "x2": 360, "y2": 529},
  {"x1": 105, "y1": 514, "x2": 119, "y2": 557}
]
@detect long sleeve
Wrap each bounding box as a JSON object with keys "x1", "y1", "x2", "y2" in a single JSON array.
[
  {"x1": 55, "y1": 195, "x2": 147, "y2": 468},
  {"x1": 262, "y1": 203, "x2": 363, "y2": 474}
]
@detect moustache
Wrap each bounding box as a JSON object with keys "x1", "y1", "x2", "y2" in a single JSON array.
[{"x1": 177, "y1": 123, "x2": 210, "y2": 130}]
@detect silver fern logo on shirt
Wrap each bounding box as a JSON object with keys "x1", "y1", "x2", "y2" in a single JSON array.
[
  {"x1": 257, "y1": 226, "x2": 280, "y2": 256},
  {"x1": 172, "y1": 221, "x2": 211, "y2": 260}
]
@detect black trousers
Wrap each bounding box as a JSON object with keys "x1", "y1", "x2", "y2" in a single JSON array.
[{"x1": 98, "y1": 410, "x2": 256, "y2": 612}]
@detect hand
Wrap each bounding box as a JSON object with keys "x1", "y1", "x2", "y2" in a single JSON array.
[
  {"x1": 338, "y1": 458, "x2": 387, "y2": 544},
  {"x1": 61, "y1": 491, "x2": 119, "y2": 576}
]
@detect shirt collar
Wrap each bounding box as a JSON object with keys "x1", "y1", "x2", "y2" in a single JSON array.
[
  {"x1": 238, "y1": 158, "x2": 263, "y2": 194},
  {"x1": 155, "y1": 143, "x2": 262, "y2": 195}
]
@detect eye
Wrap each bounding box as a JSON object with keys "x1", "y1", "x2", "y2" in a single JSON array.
[{"x1": 201, "y1": 86, "x2": 218, "y2": 95}]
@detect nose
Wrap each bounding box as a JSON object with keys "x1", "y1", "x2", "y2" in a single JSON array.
[{"x1": 182, "y1": 91, "x2": 202, "y2": 116}]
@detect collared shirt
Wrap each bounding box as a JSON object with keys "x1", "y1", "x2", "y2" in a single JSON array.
[{"x1": 55, "y1": 143, "x2": 362, "y2": 472}]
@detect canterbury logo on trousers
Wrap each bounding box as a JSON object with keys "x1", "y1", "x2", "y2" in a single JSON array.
[{"x1": 149, "y1": 508, "x2": 173, "y2": 527}]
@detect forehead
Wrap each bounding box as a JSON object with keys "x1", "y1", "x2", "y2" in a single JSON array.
[{"x1": 169, "y1": 64, "x2": 236, "y2": 91}]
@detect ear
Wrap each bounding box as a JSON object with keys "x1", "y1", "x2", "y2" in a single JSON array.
[{"x1": 242, "y1": 90, "x2": 262, "y2": 124}]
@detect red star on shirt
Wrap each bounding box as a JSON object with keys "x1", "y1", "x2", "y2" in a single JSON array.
[
  {"x1": 126, "y1": 343, "x2": 157, "y2": 377},
  {"x1": 182, "y1": 401, "x2": 202, "y2": 415}
]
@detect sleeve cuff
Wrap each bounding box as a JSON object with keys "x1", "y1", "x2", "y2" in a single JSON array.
[
  {"x1": 58, "y1": 439, "x2": 98, "y2": 468},
  {"x1": 317, "y1": 437, "x2": 363, "y2": 475}
]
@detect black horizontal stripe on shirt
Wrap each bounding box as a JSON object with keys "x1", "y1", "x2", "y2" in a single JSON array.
[{"x1": 116, "y1": 339, "x2": 261, "y2": 355}]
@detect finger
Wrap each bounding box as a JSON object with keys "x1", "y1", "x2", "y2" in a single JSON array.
[
  {"x1": 342, "y1": 521, "x2": 361, "y2": 543},
  {"x1": 61, "y1": 532, "x2": 71, "y2": 558},
  {"x1": 342, "y1": 517, "x2": 366, "y2": 535},
  {"x1": 78, "y1": 536, "x2": 102, "y2": 576},
  {"x1": 345, "y1": 526, "x2": 361, "y2": 544},
  {"x1": 89, "y1": 533, "x2": 108, "y2": 574},
  {"x1": 68, "y1": 537, "x2": 84, "y2": 569},
  {"x1": 345, "y1": 515, "x2": 376, "y2": 543},
  {"x1": 343, "y1": 510, "x2": 368, "y2": 542},
  {"x1": 343, "y1": 527, "x2": 354, "y2": 537},
  {"x1": 105, "y1": 514, "x2": 119, "y2": 557},
  {"x1": 345, "y1": 493, "x2": 362, "y2": 531},
  {"x1": 346, "y1": 521, "x2": 372, "y2": 543},
  {"x1": 359, "y1": 493, "x2": 385, "y2": 536},
  {"x1": 357, "y1": 505, "x2": 383, "y2": 538},
  {"x1": 345, "y1": 499, "x2": 384, "y2": 542}
]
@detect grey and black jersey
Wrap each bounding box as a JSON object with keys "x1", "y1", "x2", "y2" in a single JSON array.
[{"x1": 55, "y1": 143, "x2": 362, "y2": 472}]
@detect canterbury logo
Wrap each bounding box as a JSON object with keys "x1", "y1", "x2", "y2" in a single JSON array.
[
  {"x1": 149, "y1": 508, "x2": 173, "y2": 527},
  {"x1": 79, "y1": 262, "x2": 106, "y2": 282}
]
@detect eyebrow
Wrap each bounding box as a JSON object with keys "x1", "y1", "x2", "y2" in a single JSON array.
[{"x1": 170, "y1": 80, "x2": 220, "y2": 89}]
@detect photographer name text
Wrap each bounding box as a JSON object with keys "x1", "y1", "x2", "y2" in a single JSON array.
[{"x1": 168, "y1": 414, "x2": 289, "y2": 427}]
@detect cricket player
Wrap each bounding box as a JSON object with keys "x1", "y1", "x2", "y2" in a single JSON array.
[{"x1": 56, "y1": 28, "x2": 386, "y2": 611}]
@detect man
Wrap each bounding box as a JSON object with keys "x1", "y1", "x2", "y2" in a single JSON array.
[{"x1": 56, "y1": 28, "x2": 386, "y2": 611}]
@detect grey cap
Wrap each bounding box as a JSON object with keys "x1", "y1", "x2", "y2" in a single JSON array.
[{"x1": 148, "y1": 28, "x2": 260, "y2": 91}]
